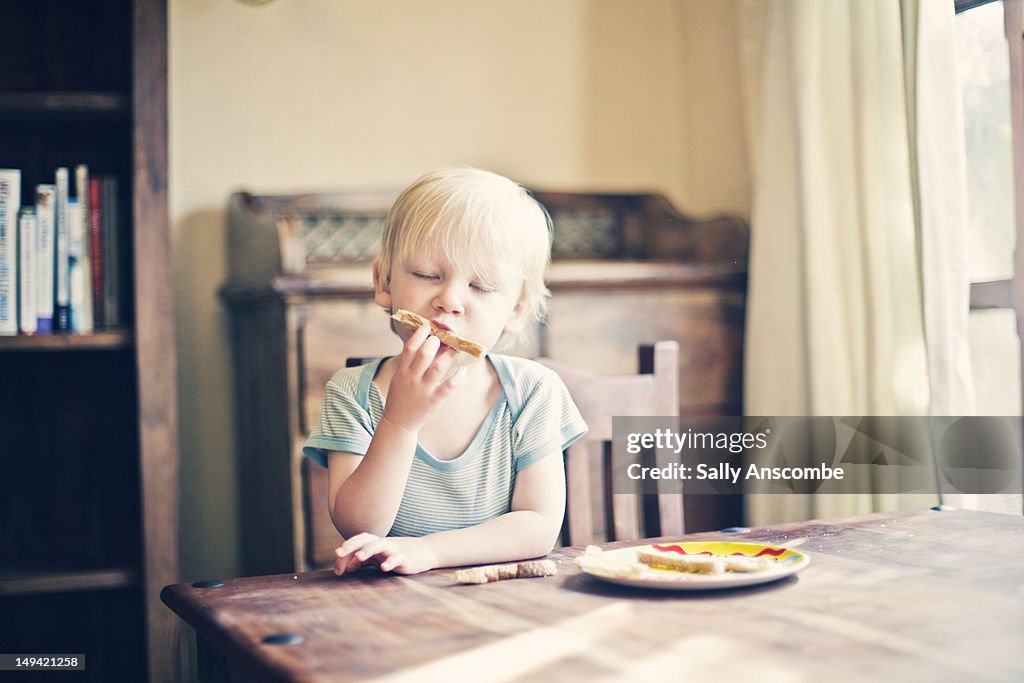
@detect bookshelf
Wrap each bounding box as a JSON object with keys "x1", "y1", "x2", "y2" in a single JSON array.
[{"x1": 0, "y1": 1, "x2": 179, "y2": 682}]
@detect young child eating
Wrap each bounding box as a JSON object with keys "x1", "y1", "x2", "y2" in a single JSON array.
[{"x1": 303, "y1": 167, "x2": 587, "y2": 575}]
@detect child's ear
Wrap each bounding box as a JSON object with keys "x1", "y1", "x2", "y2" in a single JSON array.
[
  {"x1": 503, "y1": 299, "x2": 529, "y2": 335},
  {"x1": 372, "y1": 262, "x2": 392, "y2": 310}
]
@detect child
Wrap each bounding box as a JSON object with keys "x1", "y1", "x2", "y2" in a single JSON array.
[{"x1": 303, "y1": 167, "x2": 587, "y2": 575}]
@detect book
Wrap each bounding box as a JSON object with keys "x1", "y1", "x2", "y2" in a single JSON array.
[
  {"x1": 74, "y1": 164, "x2": 93, "y2": 333},
  {"x1": 0, "y1": 169, "x2": 21, "y2": 335},
  {"x1": 34, "y1": 184, "x2": 56, "y2": 333},
  {"x1": 68, "y1": 199, "x2": 86, "y2": 333},
  {"x1": 18, "y1": 208, "x2": 37, "y2": 335},
  {"x1": 102, "y1": 177, "x2": 121, "y2": 328},
  {"x1": 89, "y1": 177, "x2": 104, "y2": 328},
  {"x1": 55, "y1": 167, "x2": 70, "y2": 332}
]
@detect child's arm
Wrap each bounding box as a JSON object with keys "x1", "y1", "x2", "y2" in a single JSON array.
[
  {"x1": 334, "y1": 451, "x2": 566, "y2": 575},
  {"x1": 325, "y1": 421, "x2": 413, "y2": 537},
  {"x1": 328, "y1": 323, "x2": 465, "y2": 537}
]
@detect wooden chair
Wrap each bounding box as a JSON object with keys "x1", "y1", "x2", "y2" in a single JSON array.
[
  {"x1": 538, "y1": 341, "x2": 682, "y2": 546},
  {"x1": 301, "y1": 344, "x2": 682, "y2": 567}
]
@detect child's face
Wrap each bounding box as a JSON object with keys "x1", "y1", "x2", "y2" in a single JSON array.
[{"x1": 374, "y1": 252, "x2": 525, "y2": 354}]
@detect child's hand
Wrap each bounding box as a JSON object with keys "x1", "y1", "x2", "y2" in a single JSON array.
[
  {"x1": 334, "y1": 533, "x2": 438, "y2": 575},
  {"x1": 383, "y1": 322, "x2": 467, "y2": 433}
]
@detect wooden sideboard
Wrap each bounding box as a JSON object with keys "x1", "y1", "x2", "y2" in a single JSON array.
[{"x1": 222, "y1": 189, "x2": 747, "y2": 576}]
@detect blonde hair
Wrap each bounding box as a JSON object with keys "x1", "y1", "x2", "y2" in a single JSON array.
[{"x1": 376, "y1": 167, "x2": 552, "y2": 350}]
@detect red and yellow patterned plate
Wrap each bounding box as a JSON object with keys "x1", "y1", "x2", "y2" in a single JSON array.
[{"x1": 575, "y1": 541, "x2": 810, "y2": 590}]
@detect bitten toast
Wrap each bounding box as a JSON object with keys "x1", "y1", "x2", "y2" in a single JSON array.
[{"x1": 390, "y1": 309, "x2": 486, "y2": 358}]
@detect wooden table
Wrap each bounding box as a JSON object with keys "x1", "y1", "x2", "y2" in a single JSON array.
[{"x1": 162, "y1": 509, "x2": 1024, "y2": 682}]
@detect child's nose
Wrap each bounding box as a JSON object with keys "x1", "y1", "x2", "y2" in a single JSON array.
[{"x1": 432, "y1": 283, "x2": 465, "y2": 314}]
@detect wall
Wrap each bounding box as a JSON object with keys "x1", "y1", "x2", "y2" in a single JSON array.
[{"x1": 169, "y1": 0, "x2": 749, "y2": 581}]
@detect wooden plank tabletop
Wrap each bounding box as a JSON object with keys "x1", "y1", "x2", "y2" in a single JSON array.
[{"x1": 162, "y1": 509, "x2": 1024, "y2": 682}]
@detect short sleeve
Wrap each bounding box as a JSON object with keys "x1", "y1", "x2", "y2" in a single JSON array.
[
  {"x1": 512, "y1": 369, "x2": 588, "y2": 471},
  {"x1": 302, "y1": 371, "x2": 375, "y2": 468}
]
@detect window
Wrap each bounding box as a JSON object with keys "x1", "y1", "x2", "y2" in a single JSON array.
[
  {"x1": 955, "y1": 0, "x2": 1023, "y2": 417},
  {"x1": 955, "y1": 0, "x2": 1023, "y2": 514}
]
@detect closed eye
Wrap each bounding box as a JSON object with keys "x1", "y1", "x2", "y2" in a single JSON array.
[
  {"x1": 411, "y1": 272, "x2": 440, "y2": 281},
  {"x1": 471, "y1": 282, "x2": 495, "y2": 294}
]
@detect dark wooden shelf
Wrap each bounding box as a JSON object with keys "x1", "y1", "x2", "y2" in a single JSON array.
[
  {"x1": 0, "y1": 2, "x2": 178, "y2": 679},
  {"x1": 0, "y1": 330, "x2": 133, "y2": 352},
  {"x1": 0, "y1": 92, "x2": 130, "y2": 120},
  {"x1": 0, "y1": 566, "x2": 140, "y2": 597}
]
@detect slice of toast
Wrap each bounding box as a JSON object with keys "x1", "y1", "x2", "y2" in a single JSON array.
[
  {"x1": 637, "y1": 549, "x2": 774, "y2": 574},
  {"x1": 637, "y1": 549, "x2": 725, "y2": 574},
  {"x1": 390, "y1": 309, "x2": 486, "y2": 358}
]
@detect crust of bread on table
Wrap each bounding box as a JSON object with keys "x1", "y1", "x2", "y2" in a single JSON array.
[
  {"x1": 391, "y1": 309, "x2": 486, "y2": 358},
  {"x1": 453, "y1": 560, "x2": 558, "y2": 584}
]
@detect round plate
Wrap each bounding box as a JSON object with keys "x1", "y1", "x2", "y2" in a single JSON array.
[{"x1": 576, "y1": 541, "x2": 809, "y2": 590}]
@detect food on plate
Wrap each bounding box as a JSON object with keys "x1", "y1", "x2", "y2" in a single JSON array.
[
  {"x1": 721, "y1": 555, "x2": 775, "y2": 573},
  {"x1": 574, "y1": 547, "x2": 647, "y2": 579},
  {"x1": 577, "y1": 544, "x2": 777, "y2": 578},
  {"x1": 453, "y1": 559, "x2": 558, "y2": 584},
  {"x1": 576, "y1": 542, "x2": 803, "y2": 590},
  {"x1": 638, "y1": 549, "x2": 725, "y2": 574},
  {"x1": 637, "y1": 549, "x2": 775, "y2": 574},
  {"x1": 391, "y1": 309, "x2": 486, "y2": 358}
]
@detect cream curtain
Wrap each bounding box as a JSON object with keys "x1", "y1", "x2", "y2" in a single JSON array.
[{"x1": 739, "y1": 0, "x2": 974, "y2": 524}]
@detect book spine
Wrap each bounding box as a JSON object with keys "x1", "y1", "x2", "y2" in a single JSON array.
[
  {"x1": 102, "y1": 177, "x2": 120, "y2": 328},
  {"x1": 54, "y1": 167, "x2": 70, "y2": 331},
  {"x1": 89, "y1": 177, "x2": 103, "y2": 328},
  {"x1": 0, "y1": 169, "x2": 21, "y2": 335},
  {"x1": 68, "y1": 200, "x2": 84, "y2": 333},
  {"x1": 18, "y1": 208, "x2": 37, "y2": 335},
  {"x1": 74, "y1": 164, "x2": 93, "y2": 333},
  {"x1": 34, "y1": 184, "x2": 56, "y2": 333}
]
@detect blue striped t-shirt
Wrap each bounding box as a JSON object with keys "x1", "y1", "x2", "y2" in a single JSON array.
[{"x1": 302, "y1": 354, "x2": 587, "y2": 537}]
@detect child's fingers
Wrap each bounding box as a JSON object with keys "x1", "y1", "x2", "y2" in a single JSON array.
[
  {"x1": 353, "y1": 538, "x2": 392, "y2": 563},
  {"x1": 379, "y1": 554, "x2": 405, "y2": 573},
  {"x1": 337, "y1": 533, "x2": 376, "y2": 557},
  {"x1": 335, "y1": 533, "x2": 380, "y2": 574},
  {"x1": 398, "y1": 323, "x2": 432, "y2": 369},
  {"x1": 334, "y1": 554, "x2": 363, "y2": 576},
  {"x1": 407, "y1": 335, "x2": 441, "y2": 376},
  {"x1": 335, "y1": 547, "x2": 366, "y2": 575}
]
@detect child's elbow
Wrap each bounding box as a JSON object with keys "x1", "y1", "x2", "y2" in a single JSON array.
[
  {"x1": 532, "y1": 514, "x2": 563, "y2": 556},
  {"x1": 537, "y1": 536, "x2": 559, "y2": 557},
  {"x1": 330, "y1": 510, "x2": 389, "y2": 540}
]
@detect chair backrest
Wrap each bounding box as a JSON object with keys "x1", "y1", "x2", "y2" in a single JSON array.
[
  {"x1": 538, "y1": 341, "x2": 682, "y2": 546},
  {"x1": 301, "y1": 344, "x2": 682, "y2": 567}
]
